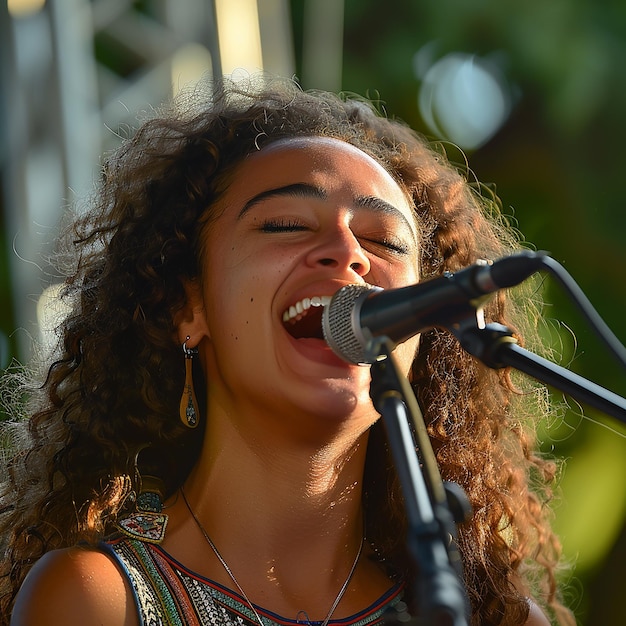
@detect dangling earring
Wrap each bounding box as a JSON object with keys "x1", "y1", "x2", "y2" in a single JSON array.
[{"x1": 179, "y1": 336, "x2": 200, "y2": 428}]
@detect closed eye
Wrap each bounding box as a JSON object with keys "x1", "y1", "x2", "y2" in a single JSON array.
[
  {"x1": 362, "y1": 236, "x2": 411, "y2": 256},
  {"x1": 260, "y1": 219, "x2": 309, "y2": 233}
]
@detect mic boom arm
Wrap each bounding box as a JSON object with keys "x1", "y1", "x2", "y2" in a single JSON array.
[{"x1": 454, "y1": 321, "x2": 626, "y2": 424}]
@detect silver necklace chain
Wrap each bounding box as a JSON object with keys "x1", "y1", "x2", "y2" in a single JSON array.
[{"x1": 180, "y1": 486, "x2": 365, "y2": 626}]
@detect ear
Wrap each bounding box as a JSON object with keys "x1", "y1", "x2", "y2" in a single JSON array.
[{"x1": 173, "y1": 279, "x2": 211, "y2": 345}]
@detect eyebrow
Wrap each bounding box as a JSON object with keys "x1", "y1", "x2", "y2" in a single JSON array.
[
  {"x1": 238, "y1": 183, "x2": 326, "y2": 219},
  {"x1": 238, "y1": 182, "x2": 417, "y2": 239},
  {"x1": 354, "y1": 195, "x2": 418, "y2": 239}
]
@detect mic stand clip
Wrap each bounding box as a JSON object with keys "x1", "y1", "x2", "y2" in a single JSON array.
[{"x1": 453, "y1": 322, "x2": 626, "y2": 424}]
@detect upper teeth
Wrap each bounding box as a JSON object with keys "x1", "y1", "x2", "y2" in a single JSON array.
[{"x1": 282, "y1": 295, "x2": 332, "y2": 322}]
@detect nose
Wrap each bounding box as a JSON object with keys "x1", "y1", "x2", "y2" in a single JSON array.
[{"x1": 306, "y1": 224, "x2": 371, "y2": 277}]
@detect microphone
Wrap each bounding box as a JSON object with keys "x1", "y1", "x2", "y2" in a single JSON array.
[{"x1": 322, "y1": 250, "x2": 546, "y2": 364}]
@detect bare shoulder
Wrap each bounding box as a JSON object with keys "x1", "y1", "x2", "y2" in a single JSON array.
[
  {"x1": 525, "y1": 599, "x2": 552, "y2": 625},
  {"x1": 10, "y1": 545, "x2": 138, "y2": 626}
]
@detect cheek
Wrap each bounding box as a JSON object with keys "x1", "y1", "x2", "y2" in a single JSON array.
[
  {"x1": 400, "y1": 255, "x2": 420, "y2": 286},
  {"x1": 373, "y1": 257, "x2": 419, "y2": 289},
  {"x1": 203, "y1": 295, "x2": 258, "y2": 364},
  {"x1": 407, "y1": 264, "x2": 420, "y2": 285},
  {"x1": 393, "y1": 334, "x2": 420, "y2": 379},
  {"x1": 202, "y1": 259, "x2": 270, "y2": 345}
]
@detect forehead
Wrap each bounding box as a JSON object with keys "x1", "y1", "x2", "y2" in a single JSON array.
[
  {"x1": 256, "y1": 135, "x2": 381, "y2": 162},
  {"x1": 230, "y1": 136, "x2": 412, "y2": 210}
]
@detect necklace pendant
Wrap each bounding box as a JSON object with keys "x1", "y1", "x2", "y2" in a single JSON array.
[
  {"x1": 117, "y1": 482, "x2": 168, "y2": 543},
  {"x1": 117, "y1": 510, "x2": 169, "y2": 543}
]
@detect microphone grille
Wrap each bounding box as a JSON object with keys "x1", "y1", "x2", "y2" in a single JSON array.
[{"x1": 322, "y1": 284, "x2": 374, "y2": 365}]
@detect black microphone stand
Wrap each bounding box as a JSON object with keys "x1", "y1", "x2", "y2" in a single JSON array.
[
  {"x1": 368, "y1": 337, "x2": 471, "y2": 626},
  {"x1": 367, "y1": 306, "x2": 626, "y2": 626}
]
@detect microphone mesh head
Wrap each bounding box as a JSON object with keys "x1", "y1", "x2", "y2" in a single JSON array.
[{"x1": 322, "y1": 284, "x2": 374, "y2": 365}]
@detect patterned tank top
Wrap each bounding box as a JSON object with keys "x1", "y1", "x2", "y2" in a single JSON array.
[{"x1": 102, "y1": 536, "x2": 405, "y2": 626}]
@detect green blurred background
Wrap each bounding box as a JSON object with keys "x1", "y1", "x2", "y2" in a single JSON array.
[{"x1": 1, "y1": 1, "x2": 625, "y2": 623}]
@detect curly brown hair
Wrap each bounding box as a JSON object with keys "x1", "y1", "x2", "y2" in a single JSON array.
[{"x1": 0, "y1": 77, "x2": 574, "y2": 626}]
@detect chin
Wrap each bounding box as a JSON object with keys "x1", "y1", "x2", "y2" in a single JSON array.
[{"x1": 299, "y1": 380, "x2": 378, "y2": 424}]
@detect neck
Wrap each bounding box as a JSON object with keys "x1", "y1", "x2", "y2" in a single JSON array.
[
  {"x1": 165, "y1": 404, "x2": 379, "y2": 619},
  {"x1": 181, "y1": 484, "x2": 366, "y2": 626},
  {"x1": 185, "y1": 412, "x2": 369, "y2": 543}
]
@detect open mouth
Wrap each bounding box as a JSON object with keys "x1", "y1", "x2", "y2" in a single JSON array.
[{"x1": 282, "y1": 296, "x2": 332, "y2": 340}]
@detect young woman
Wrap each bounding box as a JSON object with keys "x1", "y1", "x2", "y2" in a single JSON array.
[{"x1": 1, "y1": 77, "x2": 574, "y2": 626}]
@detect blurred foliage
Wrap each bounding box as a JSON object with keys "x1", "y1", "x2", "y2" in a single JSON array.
[{"x1": 294, "y1": 0, "x2": 626, "y2": 623}]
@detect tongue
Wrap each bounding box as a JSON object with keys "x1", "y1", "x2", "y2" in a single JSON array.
[{"x1": 284, "y1": 307, "x2": 325, "y2": 340}]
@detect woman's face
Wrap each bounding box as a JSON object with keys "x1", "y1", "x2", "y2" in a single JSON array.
[{"x1": 188, "y1": 136, "x2": 420, "y2": 435}]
